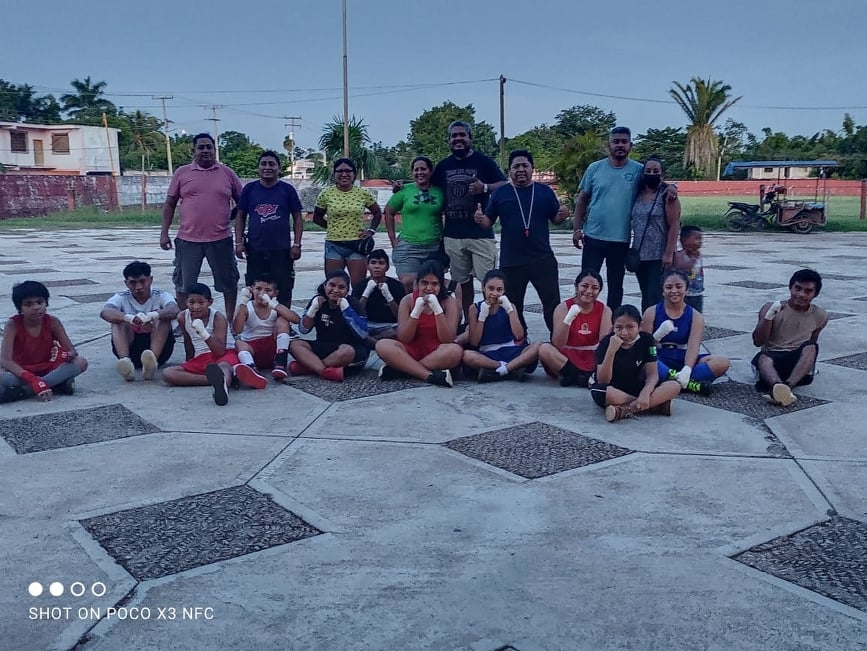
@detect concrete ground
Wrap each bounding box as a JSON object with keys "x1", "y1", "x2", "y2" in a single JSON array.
[{"x1": 0, "y1": 228, "x2": 865, "y2": 651}]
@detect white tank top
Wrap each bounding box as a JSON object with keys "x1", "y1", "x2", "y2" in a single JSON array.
[
  {"x1": 183, "y1": 309, "x2": 235, "y2": 356},
  {"x1": 239, "y1": 304, "x2": 278, "y2": 342}
]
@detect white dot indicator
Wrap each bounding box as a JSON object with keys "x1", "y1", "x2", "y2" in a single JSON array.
[
  {"x1": 28, "y1": 582, "x2": 43, "y2": 597},
  {"x1": 49, "y1": 582, "x2": 64, "y2": 597}
]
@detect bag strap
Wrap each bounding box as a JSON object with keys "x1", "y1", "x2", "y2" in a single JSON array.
[{"x1": 635, "y1": 187, "x2": 663, "y2": 251}]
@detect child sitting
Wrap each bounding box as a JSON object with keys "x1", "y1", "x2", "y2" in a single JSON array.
[
  {"x1": 289, "y1": 270, "x2": 369, "y2": 382},
  {"x1": 1, "y1": 281, "x2": 88, "y2": 402},
  {"x1": 232, "y1": 274, "x2": 300, "y2": 385},
  {"x1": 462, "y1": 269, "x2": 540, "y2": 382},
  {"x1": 351, "y1": 249, "x2": 406, "y2": 348},
  {"x1": 162, "y1": 283, "x2": 244, "y2": 406}
]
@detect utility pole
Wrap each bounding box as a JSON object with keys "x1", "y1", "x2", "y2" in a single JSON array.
[
  {"x1": 205, "y1": 105, "x2": 223, "y2": 161},
  {"x1": 499, "y1": 75, "x2": 507, "y2": 170},
  {"x1": 341, "y1": 0, "x2": 350, "y2": 157},
  {"x1": 153, "y1": 95, "x2": 174, "y2": 174},
  {"x1": 284, "y1": 116, "x2": 302, "y2": 179}
]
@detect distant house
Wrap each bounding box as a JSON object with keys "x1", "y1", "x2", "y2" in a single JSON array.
[
  {"x1": 747, "y1": 165, "x2": 814, "y2": 181},
  {"x1": 0, "y1": 122, "x2": 120, "y2": 175}
]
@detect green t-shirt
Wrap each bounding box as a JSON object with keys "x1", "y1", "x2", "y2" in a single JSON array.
[
  {"x1": 315, "y1": 185, "x2": 377, "y2": 242},
  {"x1": 386, "y1": 183, "x2": 444, "y2": 245}
]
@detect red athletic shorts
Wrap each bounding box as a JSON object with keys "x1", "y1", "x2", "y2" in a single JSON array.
[
  {"x1": 181, "y1": 350, "x2": 240, "y2": 375},
  {"x1": 240, "y1": 337, "x2": 277, "y2": 369}
]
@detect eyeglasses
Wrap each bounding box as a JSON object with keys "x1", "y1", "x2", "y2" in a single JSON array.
[{"x1": 335, "y1": 169, "x2": 354, "y2": 175}]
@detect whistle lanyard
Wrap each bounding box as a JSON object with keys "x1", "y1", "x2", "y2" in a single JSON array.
[{"x1": 511, "y1": 182, "x2": 535, "y2": 238}]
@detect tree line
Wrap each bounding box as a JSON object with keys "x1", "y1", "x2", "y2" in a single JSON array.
[{"x1": 2, "y1": 76, "x2": 866, "y2": 192}]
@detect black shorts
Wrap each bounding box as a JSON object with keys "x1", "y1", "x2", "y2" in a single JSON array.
[
  {"x1": 752, "y1": 342, "x2": 817, "y2": 391},
  {"x1": 245, "y1": 248, "x2": 295, "y2": 306},
  {"x1": 173, "y1": 237, "x2": 240, "y2": 294},
  {"x1": 112, "y1": 332, "x2": 175, "y2": 368},
  {"x1": 310, "y1": 340, "x2": 370, "y2": 366}
]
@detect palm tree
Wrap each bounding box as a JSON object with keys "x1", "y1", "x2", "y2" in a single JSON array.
[
  {"x1": 314, "y1": 115, "x2": 375, "y2": 183},
  {"x1": 126, "y1": 111, "x2": 163, "y2": 173},
  {"x1": 669, "y1": 77, "x2": 741, "y2": 179},
  {"x1": 60, "y1": 76, "x2": 117, "y2": 119}
]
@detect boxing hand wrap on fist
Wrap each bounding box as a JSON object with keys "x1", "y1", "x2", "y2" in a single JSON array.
[
  {"x1": 268, "y1": 297, "x2": 279, "y2": 309},
  {"x1": 499, "y1": 296, "x2": 514, "y2": 313},
  {"x1": 123, "y1": 313, "x2": 136, "y2": 324},
  {"x1": 675, "y1": 365, "x2": 692, "y2": 388},
  {"x1": 20, "y1": 370, "x2": 50, "y2": 397},
  {"x1": 191, "y1": 318, "x2": 210, "y2": 340},
  {"x1": 146, "y1": 311, "x2": 160, "y2": 323},
  {"x1": 563, "y1": 304, "x2": 581, "y2": 326},
  {"x1": 362, "y1": 279, "x2": 377, "y2": 299},
  {"x1": 379, "y1": 283, "x2": 394, "y2": 303},
  {"x1": 653, "y1": 319, "x2": 676, "y2": 341},
  {"x1": 410, "y1": 296, "x2": 426, "y2": 319},
  {"x1": 425, "y1": 294, "x2": 443, "y2": 315},
  {"x1": 478, "y1": 301, "x2": 491, "y2": 323},
  {"x1": 765, "y1": 300, "x2": 783, "y2": 321},
  {"x1": 239, "y1": 287, "x2": 253, "y2": 305},
  {"x1": 49, "y1": 340, "x2": 71, "y2": 364},
  {"x1": 338, "y1": 297, "x2": 350, "y2": 311},
  {"x1": 306, "y1": 298, "x2": 322, "y2": 319}
]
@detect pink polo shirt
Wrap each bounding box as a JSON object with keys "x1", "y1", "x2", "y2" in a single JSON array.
[{"x1": 167, "y1": 162, "x2": 243, "y2": 242}]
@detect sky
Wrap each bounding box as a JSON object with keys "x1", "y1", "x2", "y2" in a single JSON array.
[{"x1": 6, "y1": 0, "x2": 867, "y2": 155}]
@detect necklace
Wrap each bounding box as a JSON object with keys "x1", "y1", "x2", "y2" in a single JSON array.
[{"x1": 511, "y1": 182, "x2": 535, "y2": 238}]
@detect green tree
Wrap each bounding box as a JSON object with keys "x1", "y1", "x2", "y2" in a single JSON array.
[
  {"x1": 315, "y1": 115, "x2": 376, "y2": 183},
  {"x1": 552, "y1": 132, "x2": 606, "y2": 200},
  {"x1": 0, "y1": 80, "x2": 62, "y2": 123},
  {"x1": 669, "y1": 77, "x2": 742, "y2": 179},
  {"x1": 407, "y1": 101, "x2": 497, "y2": 163},
  {"x1": 60, "y1": 76, "x2": 117, "y2": 121},
  {"x1": 553, "y1": 105, "x2": 616, "y2": 139},
  {"x1": 632, "y1": 127, "x2": 688, "y2": 179},
  {"x1": 219, "y1": 130, "x2": 264, "y2": 177},
  {"x1": 120, "y1": 110, "x2": 164, "y2": 173}
]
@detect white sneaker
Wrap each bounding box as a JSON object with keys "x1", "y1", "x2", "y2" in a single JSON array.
[
  {"x1": 772, "y1": 383, "x2": 797, "y2": 407},
  {"x1": 141, "y1": 350, "x2": 158, "y2": 380},
  {"x1": 116, "y1": 357, "x2": 135, "y2": 382}
]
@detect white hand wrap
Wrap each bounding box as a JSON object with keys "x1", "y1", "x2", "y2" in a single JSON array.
[
  {"x1": 146, "y1": 311, "x2": 160, "y2": 323},
  {"x1": 653, "y1": 319, "x2": 676, "y2": 341},
  {"x1": 563, "y1": 305, "x2": 581, "y2": 326},
  {"x1": 192, "y1": 318, "x2": 210, "y2": 341},
  {"x1": 478, "y1": 302, "x2": 491, "y2": 323},
  {"x1": 410, "y1": 296, "x2": 426, "y2": 319},
  {"x1": 426, "y1": 294, "x2": 443, "y2": 315},
  {"x1": 239, "y1": 288, "x2": 253, "y2": 305},
  {"x1": 362, "y1": 280, "x2": 377, "y2": 299},
  {"x1": 675, "y1": 365, "x2": 692, "y2": 388},
  {"x1": 379, "y1": 283, "x2": 394, "y2": 303},
  {"x1": 765, "y1": 300, "x2": 783, "y2": 321},
  {"x1": 123, "y1": 313, "x2": 136, "y2": 324},
  {"x1": 499, "y1": 296, "x2": 514, "y2": 313},
  {"x1": 306, "y1": 299, "x2": 322, "y2": 319},
  {"x1": 338, "y1": 297, "x2": 350, "y2": 311}
]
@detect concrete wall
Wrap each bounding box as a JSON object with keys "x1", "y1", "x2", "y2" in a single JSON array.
[
  {"x1": 0, "y1": 175, "x2": 117, "y2": 218},
  {"x1": 675, "y1": 180, "x2": 863, "y2": 196}
]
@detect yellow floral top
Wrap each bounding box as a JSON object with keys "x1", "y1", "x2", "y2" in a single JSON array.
[{"x1": 315, "y1": 185, "x2": 377, "y2": 242}]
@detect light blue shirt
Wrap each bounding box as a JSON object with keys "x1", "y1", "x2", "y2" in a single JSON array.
[{"x1": 579, "y1": 158, "x2": 644, "y2": 243}]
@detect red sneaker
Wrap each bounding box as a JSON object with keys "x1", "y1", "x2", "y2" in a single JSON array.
[
  {"x1": 320, "y1": 367, "x2": 344, "y2": 382},
  {"x1": 289, "y1": 361, "x2": 315, "y2": 376},
  {"x1": 234, "y1": 364, "x2": 267, "y2": 390}
]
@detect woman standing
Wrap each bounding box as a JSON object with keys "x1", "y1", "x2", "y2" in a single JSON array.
[
  {"x1": 385, "y1": 156, "x2": 445, "y2": 293},
  {"x1": 630, "y1": 156, "x2": 680, "y2": 311},
  {"x1": 313, "y1": 158, "x2": 383, "y2": 286}
]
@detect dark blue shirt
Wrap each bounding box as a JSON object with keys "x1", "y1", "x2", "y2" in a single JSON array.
[
  {"x1": 486, "y1": 182, "x2": 559, "y2": 266},
  {"x1": 237, "y1": 180, "x2": 302, "y2": 250}
]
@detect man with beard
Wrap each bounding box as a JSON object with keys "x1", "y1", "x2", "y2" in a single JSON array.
[
  {"x1": 234, "y1": 150, "x2": 304, "y2": 307},
  {"x1": 478, "y1": 149, "x2": 566, "y2": 335},
  {"x1": 160, "y1": 133, "x2": 243, "y2": 324},
  {"x1": 572, "y1": 126, "x2": 676, "y2": 310},
  {"x1": 432, "y1": 120, "x2": 507, "y2": 323}
]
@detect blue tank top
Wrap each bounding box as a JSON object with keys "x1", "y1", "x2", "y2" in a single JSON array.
[
  {"x1": 477, "y1": 301, "x2": 516, "y2": 350},
  {"x1": 652, "y1": 302, "x2": 693, "y2": 365}
]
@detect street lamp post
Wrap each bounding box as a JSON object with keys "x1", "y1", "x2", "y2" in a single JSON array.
[{"x1": 342, "y1": 0, "x2": 350, "y2": 158}]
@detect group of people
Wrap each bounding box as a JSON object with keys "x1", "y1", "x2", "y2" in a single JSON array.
[{"x1": 0, "y1": 125, "x2": 829, "y2": 421}]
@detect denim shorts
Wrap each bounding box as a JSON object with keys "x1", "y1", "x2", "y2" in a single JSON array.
[{"x1": 324, "y1": 240, "x2": 366, "y2": 262}]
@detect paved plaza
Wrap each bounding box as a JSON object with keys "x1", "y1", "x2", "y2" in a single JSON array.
[{"x1": 1, "y1": 228, "x2": 866, "y2": 651}]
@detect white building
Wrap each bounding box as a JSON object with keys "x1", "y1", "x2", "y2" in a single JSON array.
[{"x1": 0, "y1": 122, "x2": 120, "y2": 175}]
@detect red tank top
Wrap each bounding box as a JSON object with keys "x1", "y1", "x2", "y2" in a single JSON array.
[
  {"x1": 12, "y1": 313, "x2": 55, "y2": 374},
  {"x1": 411, "y1": 291, "x2": 440, "y2": 346},
  {"x1": 563, "y1": 299, "x2": 604, "y2": 370}
]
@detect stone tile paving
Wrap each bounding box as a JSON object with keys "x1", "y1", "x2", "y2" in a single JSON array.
[
  {"x1": 723, "y1": 280, "x2": 788, "y2": 290},
  {"x1": 733, "y1": 517, "x2": 867, "y2": 613},
  {"x1": 61, "y1": 292, "x2": 115, "y2": 304},
  {"x1": 0, "y1": 404, "x2": 160, "y2": 454},
  {"x1": 81, "y1": 485, "x2": 322, "y2": 580},
  {"x1": 820, "y1": 273, "x2": 862, "y2": 281},
  {"x1": 0, "y1": 260, "x2": 29, "y2": 265},
  {"x1": 822, "y1": 352, "x2": 867, "y2": 371},
  {"x1": 287, "y1": 369, "x2": 426, "y2": 402},
  {"x1": 705, "y1": 264, "x2": 752, "y2": 271},
  {"x1": 703, "y1": 326, "x2": 748, "y2": 341},
  {"x1": 826, "y1": 312, "x2": 856, "y2": 321},
  {"x1": 444, "y1": 421, "x2": 634, "y2": 479},
  {"x1": 40, "y1": 279, "x2": 98, "y2": 288},
  {"x1": 1, "y1": 267, "x2": 60, "y2": 275},
  {"x1": 678, "y1": 380, "x2": 829, "y2": 419}
]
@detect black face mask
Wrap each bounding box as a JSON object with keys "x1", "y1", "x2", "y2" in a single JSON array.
[{"x1": 643, "y1": 174, "x2": 661, "y2": 189}]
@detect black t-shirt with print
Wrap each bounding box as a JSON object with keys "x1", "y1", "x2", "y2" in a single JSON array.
[
  {"x1": 595, "y1": 331, "x2": 658, "y2": 393},
  {"x1": 432, "y1": 151, "x2": 506, "y2": 239}
]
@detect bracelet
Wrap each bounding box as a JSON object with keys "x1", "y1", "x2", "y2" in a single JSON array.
[
  {"x1": 366, "y1": 228, "x2": 376, "y2": 234},
  {"x1": 291, "y1": 244, "x2": 301, "y2": 249}
]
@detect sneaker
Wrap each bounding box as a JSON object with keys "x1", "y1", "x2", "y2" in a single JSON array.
[
  {"x1": 53, "y1": 378, "x2": 76, "y2": 396},
  {"x1": 477, "y1": 368, "x2": 501, "y2": 383},
  {"x1": 771, "y1": 382, "x2": 797, "y2": 407},
  {"x1": 172, "y1": 324, "x2": 183, "y2": 338},
  {"x1": 320, "y1": 366, "x2": 344, "y2": 382},
  {"x1": 272, "y1": 352, "x2": 289, "y2": 380},
  {"x1": 289, "y1": 361, "x2": 315, "y2": 376},
  {"x1": 651, "y1": 400, "x2": 673, "y2": 416},
  {"x1": 605, "y1": 404, "x2": 634, "y2": 422},
  {"x1": 378, "y1": 364, "x2": 407, "y2": 381},
  {"x1": 508, "y1": 368, "x2": 529, "y2": 382},
  {"x1": 685, "y1": 379, "x2": 713, "y2": 396},
  {"x1": 558, "y1": 372, "x2": 576, "y2": 387},
  {"x1": 205, "y1": 363, "x2": 229, "y2": 406},
  {"x1": 427, "y1": 369, "x2": 454, "y2": 387},
  {"x1": 0, "y1": 385, "x2": 26, "y2": 403},
  {"x1": 235, "y1": 364, "x2": 268, "y2": 390},
  {"x1": 116, "y1": 357, "x2": 135, "y2": 382},
  {"x1": 141, "y1": 350, "x2": 158, "y2": 381}
]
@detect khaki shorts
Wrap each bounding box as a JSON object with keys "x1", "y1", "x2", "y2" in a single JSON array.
[{"x1": 443, "y1": 237, "x2": 497, "y2": 285}]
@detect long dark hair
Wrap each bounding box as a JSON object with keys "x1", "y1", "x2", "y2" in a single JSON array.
[{"x1": 416, "y1": 260, "x2": 448, "y2": 300}]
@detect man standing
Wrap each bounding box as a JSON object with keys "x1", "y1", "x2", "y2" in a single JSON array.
[
  {"x1": 573, "y1": 127, "x2": 675, "y2": 309},
  {"x1": 160, "y1": 132, "x2": 243, "y2": 324},
  {"x1": 751, "y1": 269, "x2": 828, "y2": 407},
  {"x1": 234, "y1": 150, "x2": 303, "y2": 307},
  {"x1": 480, "y1": 150, "x2": 565, "y2": 334},
  {"x1": 433, "y1": 120, "x2": 507, "y2": 321}
]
